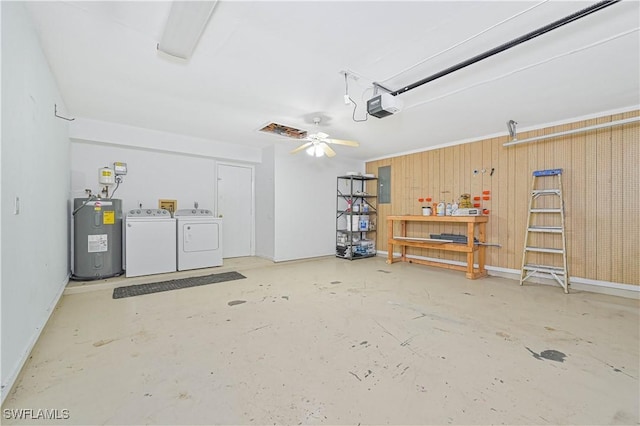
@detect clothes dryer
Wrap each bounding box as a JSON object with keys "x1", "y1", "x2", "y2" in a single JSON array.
[
  {"x1": 175, "y1": 209, "x2": 223, "y2": 271},
  {"x1": 125, "y1": 209, "x2": 176, "y2": 277}
]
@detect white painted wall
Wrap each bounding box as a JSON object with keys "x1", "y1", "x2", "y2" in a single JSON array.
[
  {"x1": 255, "y1": 146, "x2": 275, "y2": 260},
  {"x1": 71, "y1": 142, "x2": 217, "y2": 213},
  {"x1": 1, "y1": 2, "x2": 70, "y2": 402},
  {"x1": 70, "y1": 118, "x2": 262, "y2": 164},
  {"x1": 273, "y1": 145, "x2": 363, "y2": 262},
  {"x1": 71, "y1": 141, "x2": 366, "y2": 263}
]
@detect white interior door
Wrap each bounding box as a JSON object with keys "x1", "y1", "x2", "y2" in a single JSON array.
[{"x1": 217, "y1": 163, "x2": 254, "y2": 258}]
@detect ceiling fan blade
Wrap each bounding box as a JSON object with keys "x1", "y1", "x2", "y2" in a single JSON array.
[
  {"x1": 315, "y1": 132, "x2": 329, "y2": 140},
  {"x1": 290, "y1": 142, "x2": 313, "y2": 154},
  {"x1": 328, "y1": 138, "x2": 359, "y2": 147},
  {"x1": 320, "y1": 143, "x2": 337, "y2": 157}
]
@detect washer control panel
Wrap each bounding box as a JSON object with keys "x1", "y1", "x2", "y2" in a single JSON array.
[{"x1": 127, "y1": 209, "x2": 171, "y2": 217}]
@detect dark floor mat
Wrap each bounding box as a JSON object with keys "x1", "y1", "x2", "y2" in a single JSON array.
[{"x1": 113, "y1": 271, "x2": 246, "y2": 299}]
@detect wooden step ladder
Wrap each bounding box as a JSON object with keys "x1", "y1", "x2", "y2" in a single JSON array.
[{"x1": 520, "y1": 169, "x2": 569, "y2": 293}]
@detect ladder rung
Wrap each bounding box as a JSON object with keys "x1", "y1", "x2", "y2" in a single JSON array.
[
  {"x1": 525, "y1": 246, "x2": 564, "y2": 254},
  {"x1": 523, "y1": 264, "x2": 566, "y2": 274},
  {"x1": 530, "y1": 208, "x2": 562, "y2": 213},
  {"x1": 532, "y1": 189, "x2": 561, "y2": 195},
  {"x1": 528, "y1": 226, "x2": 563, "y2": 233}
]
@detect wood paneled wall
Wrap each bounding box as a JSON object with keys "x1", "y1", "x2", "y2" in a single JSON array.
[{"x1": 366, "y1": 110, "x2": 639, "y2": 286}]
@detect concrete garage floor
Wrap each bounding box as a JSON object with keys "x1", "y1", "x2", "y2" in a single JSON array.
[{"x1": 2, "y1": 256, "x2": 638, "y2": 425}]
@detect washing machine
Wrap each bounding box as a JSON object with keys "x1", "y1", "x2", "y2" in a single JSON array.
[
  {"x1": 175, "y1": 209, "x2": 223, "y2": 271},
  {"x1": 125, "y1": 208, "x2": 176, "y2": 278}
]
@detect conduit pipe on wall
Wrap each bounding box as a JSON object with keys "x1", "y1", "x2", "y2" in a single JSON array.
[
  {"x1": 388, "y1": 0, "x2": 621, "y2": 97},
  {"x1": 502, "y1": 116, "x2": 640, "y2": 147}
]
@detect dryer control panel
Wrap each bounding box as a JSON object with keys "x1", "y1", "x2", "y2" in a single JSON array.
[{"x1": 174, "y1": 209, "x2": 213, "y2": 217}]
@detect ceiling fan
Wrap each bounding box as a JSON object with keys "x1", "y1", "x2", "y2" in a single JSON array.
[{"x1": 290, "y1": 117, "x2": 359, "y2": 157}]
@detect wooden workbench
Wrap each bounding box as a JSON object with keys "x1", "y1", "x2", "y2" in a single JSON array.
[{"x1": 386, "y1": 215, "x2": 488, "y2": 279}]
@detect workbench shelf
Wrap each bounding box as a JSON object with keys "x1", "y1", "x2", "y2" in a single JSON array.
[
  {"x1": 386, "y1": 215, "x2": 488, "y2": 279},
  {"x1": 336, "y1": 175, "x2": 377, "y2": 260}
]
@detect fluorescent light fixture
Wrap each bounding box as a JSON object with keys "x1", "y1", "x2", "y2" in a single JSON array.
[{"x1": 158, "y1": 1, "x2": 217, "y2": 60}]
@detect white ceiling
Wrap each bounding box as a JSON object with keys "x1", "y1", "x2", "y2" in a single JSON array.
[{"x1": 26, "y1": 1, "x2": 640, "y2": 160}]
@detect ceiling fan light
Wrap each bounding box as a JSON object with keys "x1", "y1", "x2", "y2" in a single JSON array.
[{"x1": 306, "y1": 145, "x2": 324, "y2": 157}]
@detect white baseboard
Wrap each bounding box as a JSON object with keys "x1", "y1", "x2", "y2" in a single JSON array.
[
  {"x1": 274, "y1": 252, "x2": 335, "y2": 263},
  {"x1": 377, "y1": 251, "x2": 639, "y2": 299},
  {"x1": 1, "y1": 274, "x2": 69, "y2": 404}
]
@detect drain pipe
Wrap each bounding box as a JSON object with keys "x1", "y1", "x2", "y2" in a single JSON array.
[{"x1": 389, "y1": 0, "x2": 621, "y2": 97}]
